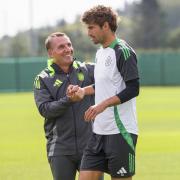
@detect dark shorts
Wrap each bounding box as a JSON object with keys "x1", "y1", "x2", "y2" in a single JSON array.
[{"x1": 80, "y1": 133, "x2": 138, "y2": 178}]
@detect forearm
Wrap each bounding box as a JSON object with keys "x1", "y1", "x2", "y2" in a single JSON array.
[
  {"x1": 100, "y1": 95, "x2": 121, "y2": 109},
  {"x1": 83, "y1": 85, "x2": 95, "y2": 95},
  {"x1": 34, "y1": 87, "x2": 72, "y2": 118},
  {"x1": 117, "y1": 78, "x2": 139, "y2": 103},
  {"x1": 84, "y1": 95, "x2": 120, "y2": 122},
  {"x1": 38, "y1": 96, "x2": 72, "y2": 118}
]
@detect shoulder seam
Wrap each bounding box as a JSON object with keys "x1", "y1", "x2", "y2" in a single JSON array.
[{"x1": 117, "y1": 40, "x2": 131, "y2": 60}]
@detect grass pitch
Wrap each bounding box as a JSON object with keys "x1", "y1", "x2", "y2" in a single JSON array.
[{"x1": 0, "y1": 87, "x2": 180, "y2": 180}]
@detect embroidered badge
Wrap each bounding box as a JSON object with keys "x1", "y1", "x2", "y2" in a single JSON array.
[
  {"x1": 77, "y1": 72, "x2": 84, "y2": 81},
  {"x1": 105, "y1": 56, "x2": 112, "y2": 66}
]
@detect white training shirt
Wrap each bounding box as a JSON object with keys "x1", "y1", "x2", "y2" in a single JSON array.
[{"x1": 93, "y1": 38, "x2": 139, "y2": 135}]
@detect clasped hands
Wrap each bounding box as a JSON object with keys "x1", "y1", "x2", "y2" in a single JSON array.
[{"x1": 66, "y1": 85, "x2": 85, "y2": 102}]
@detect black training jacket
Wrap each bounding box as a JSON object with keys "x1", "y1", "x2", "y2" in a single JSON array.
[{"x1": 33, "y1": 59, "x2": 94, "y2": 157}]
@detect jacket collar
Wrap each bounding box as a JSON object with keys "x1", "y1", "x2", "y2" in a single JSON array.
[{"x1": 47, "y1": 58, "x2": 77, "y2": 76}]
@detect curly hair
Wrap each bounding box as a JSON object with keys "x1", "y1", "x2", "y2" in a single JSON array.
[{"x1": 81, "y1": 5, "x2": 118, "y2": 32}]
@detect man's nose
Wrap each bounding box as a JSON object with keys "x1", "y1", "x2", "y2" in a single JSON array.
[{"x1": 64, "y1": 45, "x2": 72, "y2": 52}]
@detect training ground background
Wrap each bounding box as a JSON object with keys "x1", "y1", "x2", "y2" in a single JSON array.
[{"x1": 0, "y1": 87, "x2": 180, "y2": 180}]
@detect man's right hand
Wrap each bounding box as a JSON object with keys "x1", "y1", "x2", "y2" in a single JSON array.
[{"x1": 66, "y1": 85, "x2": 85, "y2": 102}]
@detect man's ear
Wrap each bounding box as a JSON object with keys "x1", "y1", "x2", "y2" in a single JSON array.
[
  {"x1": 48, "y1": 49, "x2": 53, "y2": 58},
  {"x1": 103, "y1": 22, "x2": 110, "y2": 30}
]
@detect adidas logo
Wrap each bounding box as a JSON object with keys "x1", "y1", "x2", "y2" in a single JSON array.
[
  {"x1": 117, "y1": 167, "x2": 127, "y2": 176},
  {"x1": 53, "y1": 79, "x2": 62, "y2": 87}
]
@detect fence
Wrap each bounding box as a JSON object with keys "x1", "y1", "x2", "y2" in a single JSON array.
[
  {"x1": 0, "y1": 52, "x2": 180, "y2": 92},
  {"x1": 138, "y1": 52, "x2": 180, "y2": 85}
]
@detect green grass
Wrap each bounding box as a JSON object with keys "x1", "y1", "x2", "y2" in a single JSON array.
[{"x1": 0, "y1": 87, "x2": 180, "y2": 180}]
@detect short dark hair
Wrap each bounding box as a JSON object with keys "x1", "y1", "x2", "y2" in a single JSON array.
[
  {"x1": 45, "y1": 32, "x2": 66, "y2": 50},
  {"x1": 81, "y1": 5, "x2": 118, "y2": 32}
]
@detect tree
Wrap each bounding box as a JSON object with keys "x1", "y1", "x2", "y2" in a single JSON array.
[
  {"x1": 9, "y1": 34, "x2": 30, "y2": 57},
  {"x1": 131, "y1": 0, "x2": 166, "y2": 48},
  {"x1": 166, "y1": 28, "x2": 180, "y2": 49}
]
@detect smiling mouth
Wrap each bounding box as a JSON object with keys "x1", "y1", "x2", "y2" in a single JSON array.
[
  {"x1": 90, "y1": 37, "x2": 95, "y2": 41},
  {"x1": 65, "y1": 54, "x2": 72, "y2": 57},
  {"x1": 64, "y1": 55, "x2": 73, "y2": 60}
]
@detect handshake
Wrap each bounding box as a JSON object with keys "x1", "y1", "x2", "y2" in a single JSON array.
[{"x1": 66, "y1": 85, "x2": 85, "y2": 102}]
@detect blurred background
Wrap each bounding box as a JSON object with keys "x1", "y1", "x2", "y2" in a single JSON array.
[
  {"x1": 0, "y1": 0, "x2": 180, "y2": 91},
  {"x1": 0, "y1": 0, "x2": 180, "y2": 180}
]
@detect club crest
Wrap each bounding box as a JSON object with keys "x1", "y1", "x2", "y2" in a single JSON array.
[{"x1": 105, "y1": 56, "x2": 112, "y2": 66}]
